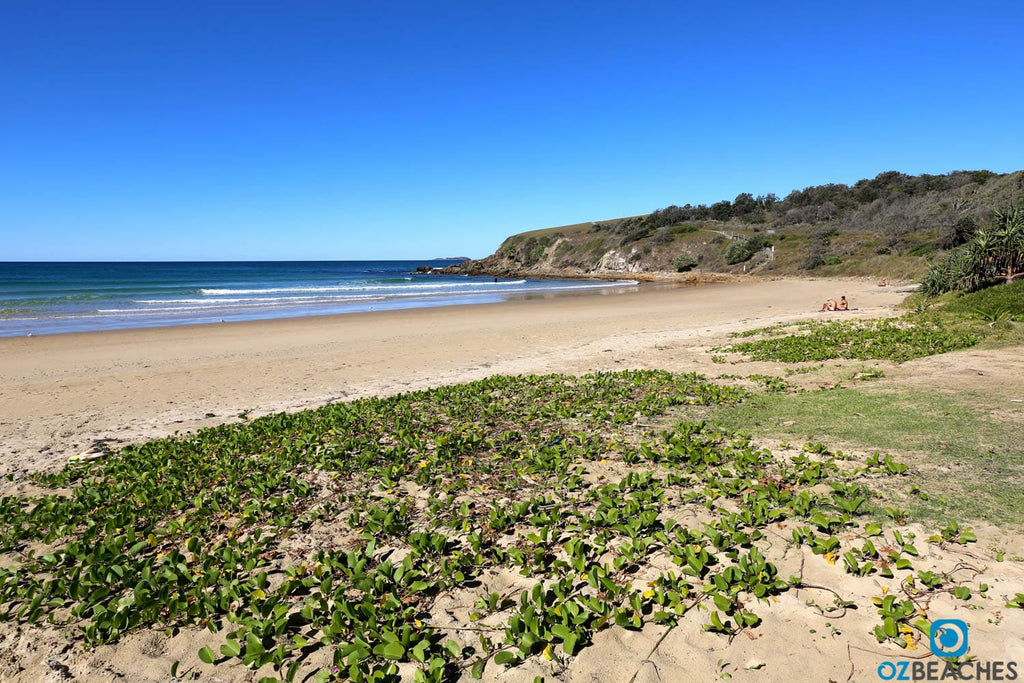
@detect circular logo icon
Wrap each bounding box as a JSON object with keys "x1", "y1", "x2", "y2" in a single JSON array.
[{"x1": 930, "y1": 619, "x2": 969, "y2": 658}]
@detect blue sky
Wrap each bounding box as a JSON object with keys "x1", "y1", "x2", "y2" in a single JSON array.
[{"x1": 3, "y1": 1, "x2": 1023, "y2": 261}]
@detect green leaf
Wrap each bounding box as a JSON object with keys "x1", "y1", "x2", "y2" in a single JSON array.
[
  {"x1": 220, "y1": 639, "x2": 242, "y2": 657},
  {"x1": 494, "y1": 650, "x2": 518, "y2": 665},
  {"x1": 709, "y1": 611, "x2": 725, "y2": 631},
  {"x1": 471, "y1": 657, "x2": 487, "y2": 679},
  {"x1": 410, "y1": 640, "x2": 428, "y2": 663},
  {"x1": 550, "y1": 624, "x2": 572, "y2": 641},
  {"x1": 563, "y1": 632, "x2": 579, "y2": 655},
  {"x1": 198, "y1": 646, "x2": 216, "y2": 664},
  {"x1": 245, "y1": 632, "x2": 265, "y2": 657},
  {"x1": 374, "y1": 641, "x2": 405, "y2": 660}
]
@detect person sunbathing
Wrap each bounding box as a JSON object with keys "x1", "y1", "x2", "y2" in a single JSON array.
[
  {"x1": 820, "y1": 298, "x2": 836, "y2": 311},
  {"x1": 836, "y1": 296, "x2": 849, "y2": 311}
]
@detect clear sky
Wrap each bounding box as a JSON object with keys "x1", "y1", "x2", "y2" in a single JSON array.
[{"x1": 3, "y1": 1, "x2": 1023, "y2": 261}]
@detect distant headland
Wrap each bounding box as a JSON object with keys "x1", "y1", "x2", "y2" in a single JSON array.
[{"x1": 447, "y1": 169, "x2": 1024, "y2": 283}]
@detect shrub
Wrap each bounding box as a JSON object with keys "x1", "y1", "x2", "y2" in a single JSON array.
[
  {"x1": 939, "y1": 215, "x2": 978, "y2": 250},
  {"x1": 920, "y1": 247, "x2": 984, "y2": 295},
  {"x1": 673, "y1": 254, "x2": 698, "y2": 272},
  {"x1": 726, "y1": 240, "x2": 756, "y2": 265},
  {"x1": 651, "y1": 227, "x2": 675, "y2": 244},
  {"x1": 671, "y1": 224, "x2": 700, "y2": 236},
  {"x1": 802, "y1": 243, "x2": 826, "y2": 270},
  {"x1": 726, "y1": 235, "x2": 773, "y2": 265},
  {"x1": 810, "y1": 225, "x2": 838, "y2": 244}
]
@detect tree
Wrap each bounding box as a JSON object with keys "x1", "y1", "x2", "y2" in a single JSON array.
[
  {"x1": 939, "y1": 215, "x2": 977, "y2": 249},
  {"x1": 710, "y1": 200, "x2": 734, "y2": 221},
  {"x1": 921, "y1": 205, "x2": 1024, "y2": 295},
  {"x1": 991, "y1": 207, "x2": 1024, "y2": 284},
  {"x1": 757, "y1": 193, "x2": 778, "y2": 212},
  {"x1": 733, "y1": 192, "x2": 758, "y2": 217}
]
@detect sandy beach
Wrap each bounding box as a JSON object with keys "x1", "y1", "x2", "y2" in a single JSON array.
[
  {"x1": 4, "y1": 276, "x2": 1023, "y2": 683},
  {"x1": 2, "y1": 277, "x2": 907, "y2": 476}
]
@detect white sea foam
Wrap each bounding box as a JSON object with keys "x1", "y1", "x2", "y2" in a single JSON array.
[
  {"x1": 198, "y1": 280, "x2": 529, "y2": 295},
  {"x1": 116, "y1": 279, "x2": 636, "y2": 315}
]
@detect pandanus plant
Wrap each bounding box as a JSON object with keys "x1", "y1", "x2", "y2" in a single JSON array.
[
  {"x1": 990, "y1": 207, "x2": 1024, "y2": 284},
  {"x1": 921, "y1": 205, "x2": 1024, "y2": 294}
]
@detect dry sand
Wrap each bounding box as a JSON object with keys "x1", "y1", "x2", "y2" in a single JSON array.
[
  {"x1": 1, "y1": 277, "x2": 906, "y2": 475},
  {"x1": 2, "y1": 276, "x2": 1022, "y2": 683}
]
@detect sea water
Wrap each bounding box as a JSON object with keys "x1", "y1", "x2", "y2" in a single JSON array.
[{"x1": 0, "y1": 261, "x2": 636, "y2": 337}]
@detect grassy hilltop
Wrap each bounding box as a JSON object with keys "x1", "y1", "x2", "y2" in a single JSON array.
[{"x1": 454, "y1": 169, "x2": 1024, "y2": 281}]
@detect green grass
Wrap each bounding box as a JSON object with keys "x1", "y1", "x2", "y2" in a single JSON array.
[
  {"x1": 915, "y1": 279, "x2": 1024, "y2": 323},
  {"x1": 513, "y1": 219, "x2": 621, "y2": 240},
  {"x1": 706, "y1": 387, "x2": 1024, "y2": 528},
  {"x1": 705, "y1": 287, "x2": 1023, "y2": 529}
]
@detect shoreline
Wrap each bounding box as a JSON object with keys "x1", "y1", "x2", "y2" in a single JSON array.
[{"x1": 1, "y1": 276, "x2": 909, "y2": 476}]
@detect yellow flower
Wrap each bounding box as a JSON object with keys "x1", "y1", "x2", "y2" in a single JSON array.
[
  {"x1": 643, "y1": 589, "x2": 656, "y2": 599},
  {"x1": 824, "y1": 552, "x2": 837, "y2": 565},
  {"x1": 543, "y1": 643, "x2": 554, "y2": 661}
]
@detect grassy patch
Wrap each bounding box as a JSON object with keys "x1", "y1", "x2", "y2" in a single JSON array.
[
  {"x1": 912, "y1": 279, "x2": 1024, "y2": 324},
  {"x1": 706, "y1": 388, "x2": 1024, "y2": 528}
]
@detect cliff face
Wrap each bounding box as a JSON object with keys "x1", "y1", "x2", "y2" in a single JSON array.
[
  {"x1": 458, "y1": 233, "x2": 651, "y2": 278},
  {"x1": 450, "y1": 170, "x2": 1024, "y2": 281}
]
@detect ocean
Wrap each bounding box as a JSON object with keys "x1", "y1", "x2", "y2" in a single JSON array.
[{"x1": 0, "y1": 261, "x2": 637, "y2": 337}]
